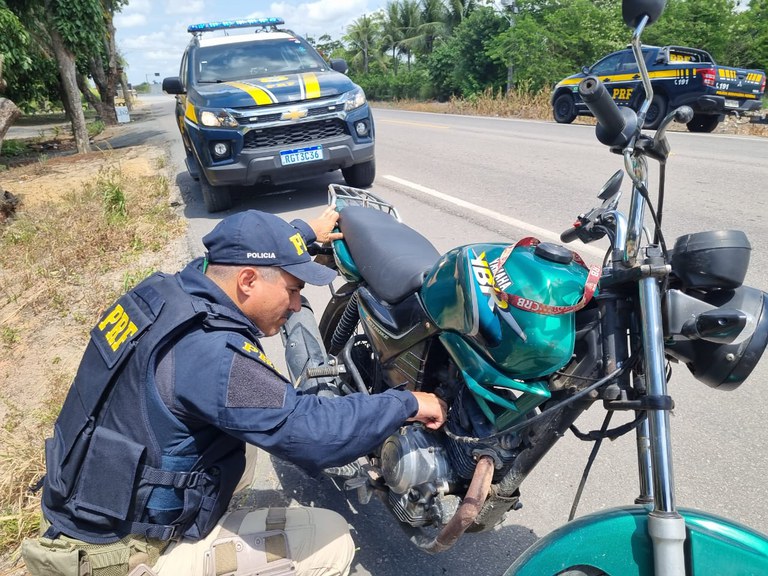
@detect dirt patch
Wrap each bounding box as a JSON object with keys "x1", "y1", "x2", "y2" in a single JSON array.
[{"x1": 0, "y1": 130, "x2": 189, "y2": 574}]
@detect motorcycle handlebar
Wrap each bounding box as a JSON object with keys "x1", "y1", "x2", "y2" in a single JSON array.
[
  {"x1": 579, "y1": 76, "x2": 639, "y2": 148},
  {"x1": 560, "y1": 225, "x2": 581, "y2": 244}
]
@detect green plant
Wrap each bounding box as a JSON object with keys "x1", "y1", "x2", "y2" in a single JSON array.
[
  {"x1": 87, "y1": 119, "x2": 105, "y2": 138},
  {"x1": 99, "y1": 169, "x2": 127, "y2": 220},
  {"x1": 0, "y1": 139, "x2": 28, "y2": 157},
  {"x1": 1, "y1": 326, "x2": 20, "y2": 347},
  {"x1": 123, "y1": 267, "x2": 155, "y2": 291}
]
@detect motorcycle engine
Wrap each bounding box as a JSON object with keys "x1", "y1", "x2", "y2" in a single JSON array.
[{"x1": 380, "y1": 425, "x2": 460, "y2": 527}]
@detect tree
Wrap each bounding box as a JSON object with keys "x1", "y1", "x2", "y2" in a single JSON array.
[
  {"x1": 5, "y1": 0, "x2": 107, "y2": 153},
  {"x1": 378, "y1": 1, "x2": 404, "y2": 74},
  {"x1": 345, "y1": 15, "x2": 381, "y2": 74},
  {"x1": 642, "y1": 0, "x2": 737, "y2": 63},
  {"x1": 0, "y1": 3, "x2": 25, "y2": 149}
]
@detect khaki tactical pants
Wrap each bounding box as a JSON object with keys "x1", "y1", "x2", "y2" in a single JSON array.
[{"x1": 23, "y1": 448, "x2": 354, "y2": 576}]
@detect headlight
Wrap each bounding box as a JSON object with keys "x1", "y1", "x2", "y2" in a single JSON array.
[
  {"x1": 199, "y1": 109, "x2": 239, "y2": 128},
  {"x1": 665, "y1": 286, "x2": 768, "y2": 390},
  {"x1": 342, "y1": 87, "x2": 367, "y2": 111}
]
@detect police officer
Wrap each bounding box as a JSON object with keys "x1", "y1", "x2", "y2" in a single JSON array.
[{"x1": 23, "y1": 208, "x2": 447, "y2": 576}]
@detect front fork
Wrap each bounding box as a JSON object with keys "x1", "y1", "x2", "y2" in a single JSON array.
[{"x1": 637, "y1": 271, "x2": 686, "y2": 575}]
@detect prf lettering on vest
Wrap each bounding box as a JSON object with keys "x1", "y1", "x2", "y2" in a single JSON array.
[
  {"x1": 288, "y1": 232, "x2": 307, "y2": 256},
  {"x1": 242, "y1": 341, "x2": 276, "y2": 369},
  {"x1": 98, "y1": 304, "x2": 138, "y2": 352}
]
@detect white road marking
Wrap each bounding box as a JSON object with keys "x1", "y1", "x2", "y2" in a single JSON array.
[{"x1": 383, "y1": 174, "x2": 607, "y2": 261}]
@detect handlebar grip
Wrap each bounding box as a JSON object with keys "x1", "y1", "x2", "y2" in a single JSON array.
[
  {"x1": 560, "y1": 225, "x2": 581, "y2": 244},
  {"x1": 579, "y1": 76, "x2": 638, "y2": 147}
]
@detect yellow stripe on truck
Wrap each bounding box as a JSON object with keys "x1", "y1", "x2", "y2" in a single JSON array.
[
  {"x1": 302, "y1": 73, "x2": 321, "y2": 99},
  {"x1": 226, "y1": 81, "x2": 276, "y2": 105},
  {"x1": 185, "y1": 101, "x2": 197, "y2": 123}
]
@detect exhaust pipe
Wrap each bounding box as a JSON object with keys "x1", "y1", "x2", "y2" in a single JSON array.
[{"x1": 412, "y1": 455, "x2": 495, "y2": 553}]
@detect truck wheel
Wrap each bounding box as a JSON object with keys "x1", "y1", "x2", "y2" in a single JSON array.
[
  {"x1": 553, "y1": 94, "x2": 577, "y2": 124},
  {"x1": 642, "y1": 95, "x2": 667, "y2": 130},
  {"x1": 342, "y1": 159, "x2": 376, "y2": 188},
  {"x1": 200, "y1": 174, "x2": 233, "y2": 213},
  {"x1": 686, "y1": 114, "x2": 720, "y2": 133}
]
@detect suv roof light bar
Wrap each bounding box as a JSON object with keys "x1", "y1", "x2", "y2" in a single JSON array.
[{"x1": 187, "y1": 17, "x2": 285, "y2": 35}]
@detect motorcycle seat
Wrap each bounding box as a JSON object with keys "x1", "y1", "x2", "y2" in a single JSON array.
[{"x1": 338, "y1": 206, "x2": 441, "y2": 304}]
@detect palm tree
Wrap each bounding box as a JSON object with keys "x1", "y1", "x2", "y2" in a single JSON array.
[
  {"x1": 345, "y1": 14, "x2": 380, "y2": 74},
  {"x1": 396, "y1": 0, "x2": 423, "y2": 71},
  {"x1": 378, "y1": 1, "x2": 403, "y2": 74}
]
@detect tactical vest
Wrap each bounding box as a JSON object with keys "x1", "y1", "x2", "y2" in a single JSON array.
[{"x1": 42, "y1": 272, "x2": 258, "y2": 544}]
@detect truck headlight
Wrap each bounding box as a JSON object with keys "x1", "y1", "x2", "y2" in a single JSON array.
[
  {"x1": 342, "y1": 87, "x2": 367, "y2": 111},
  {"x1": 199, "y1": 109, "x2": 239, "y2": 128}
]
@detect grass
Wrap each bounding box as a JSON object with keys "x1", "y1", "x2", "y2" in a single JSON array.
[
  {"x1": 0, "y1": 150, "x2": 185, "y2": 561},
  {"x1": 375, "y1": 86, "x2": 555, "y2": 120}
]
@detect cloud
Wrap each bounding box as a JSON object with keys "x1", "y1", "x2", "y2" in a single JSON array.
[
  {"x1": 115, "y1": 13, "x2": 147, "y2": 28},
  {"x1": 164, "y1": 0, "x2": 205, "y2": 15}
]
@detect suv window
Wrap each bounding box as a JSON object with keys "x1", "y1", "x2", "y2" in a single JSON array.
[{"x1": 194, "y1": 38, "x2": 326, "y2": 83}]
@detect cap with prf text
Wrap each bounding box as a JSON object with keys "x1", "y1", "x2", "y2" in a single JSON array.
[{"x1": 202, "y1": 210, "x2": 336, "y2": 285}]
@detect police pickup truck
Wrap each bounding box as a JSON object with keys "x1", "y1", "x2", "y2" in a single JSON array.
[
  {"x1": 162, "y1": 18, "x2": 375, "y2": 212},
  {"x1": 551, "y1": 45, "x2": 766, "y2": 132}
]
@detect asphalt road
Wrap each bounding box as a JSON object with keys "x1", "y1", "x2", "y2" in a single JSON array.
[{"x1": 116, "y1": 94, "x2": 768, "y2": 575}]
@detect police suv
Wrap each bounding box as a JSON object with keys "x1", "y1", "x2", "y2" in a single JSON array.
[
  {"x1": 551, "y1": 45, "x2": 766, "y2": 133},
  {"x1": 163, "y1": 18, "x2": 375, "y2": 212}
]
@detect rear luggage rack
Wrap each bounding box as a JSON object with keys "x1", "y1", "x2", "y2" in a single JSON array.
[{"x1": 328, "y1": 184, "x2": 401, "y2": 221}]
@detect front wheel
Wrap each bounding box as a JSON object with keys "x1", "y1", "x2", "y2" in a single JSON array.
[
  {"x1": 686, "y1": 113, "x2": 720, "y2": 133},
  {"x1": 642, "y1": 95, "x2": 667, "y2": 130},
  {"x1": 553, "y1": 94, "x2": 577, "y2": 124},
  {"x1": 342, "y1": 159, "x2": 376, "y2": 188},
  {"x1": 199, "y1": 174, "x2": 233, "y2": 213}
]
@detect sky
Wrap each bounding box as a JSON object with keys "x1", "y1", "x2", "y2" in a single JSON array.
[{"x1": 114, "y1": 0, "x2": 388, "y2": 86}]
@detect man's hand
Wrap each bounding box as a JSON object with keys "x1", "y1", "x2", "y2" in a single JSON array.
[
  {"x1": 308, "y1": 206, "x2": 344, "y2": 244},
  {"x1": 408, "y1": 391, "x2": 448, "y2": 430}
]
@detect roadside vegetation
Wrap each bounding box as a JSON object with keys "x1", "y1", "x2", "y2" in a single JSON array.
[
  {"x1": 302, "y1": 0, "x2": 768, "y2": 125},
  {"x1": 0, "y1": 143, "x2": 186, "y2": 569}
]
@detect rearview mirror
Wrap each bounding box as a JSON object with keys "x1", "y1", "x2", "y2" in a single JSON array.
[{"x1": 622, "y1": 0, "x2": 666, "y2": 28}]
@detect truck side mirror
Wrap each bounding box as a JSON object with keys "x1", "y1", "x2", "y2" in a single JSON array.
[
  {"x1": 162, "y1": 77, "x2": 185, "y2": 95},
  {"x1": 329, "y1": 59, "x2": 349, "y2": 74}
]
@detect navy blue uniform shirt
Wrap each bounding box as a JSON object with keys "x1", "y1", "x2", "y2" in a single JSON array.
[{"x1": 154, "y1": 255, "x2": 419, "y2": 474}]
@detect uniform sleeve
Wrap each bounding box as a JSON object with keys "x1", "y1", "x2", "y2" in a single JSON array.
[
  {"x1": 173, "y1": 332, "x2": 418, "y2": 474},
  {"x1": 289, "y1": 219, "x2": 317, "y2": 245}
]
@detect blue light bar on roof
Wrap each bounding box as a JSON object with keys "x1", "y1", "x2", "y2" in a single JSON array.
[{"x1": 187, "y1": 17, "x2": 285, "y2": 34}]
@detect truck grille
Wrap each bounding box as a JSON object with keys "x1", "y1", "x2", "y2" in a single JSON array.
[{"x1": 243, "y1": 119, "x2": 347, "y2": 149}]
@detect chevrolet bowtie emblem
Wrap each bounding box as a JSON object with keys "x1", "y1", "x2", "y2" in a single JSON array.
[{"x1": 281, "y1": 109, "x2": 308, "y2": 121}]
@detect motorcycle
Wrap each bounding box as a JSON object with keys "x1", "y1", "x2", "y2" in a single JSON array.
[{"x1": 282, "y1": 1, "x2": 768, "y2": 573}]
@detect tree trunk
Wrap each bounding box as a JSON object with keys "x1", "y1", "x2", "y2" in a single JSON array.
[
  {"x1": 87, "y1": 57, "x2": 117, "y2": 125},
  {"x1": 48, "y1": 26, "x2": 90, "y2": 154},
  {"x1": 120, "y1": 74, "x2": 133, "y2": 111},
  {"x1": 0, "y1": 97, "x2": 21, "y2": 152},
  {"x1": 77, "y1": 71, "x2": 115, "y2": 124}
]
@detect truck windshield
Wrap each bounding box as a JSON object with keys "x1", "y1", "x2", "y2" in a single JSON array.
[{"x1": 194, "y1": 38, "x2": 326, "y2": 83}]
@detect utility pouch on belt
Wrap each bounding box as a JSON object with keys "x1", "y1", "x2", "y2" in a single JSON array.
[
  {"x1": 21, "y1": 537, "x2": 91, "y2": 576},
  {"x1": 204, "y1": 508, "x2": 294, "y2": 576}
]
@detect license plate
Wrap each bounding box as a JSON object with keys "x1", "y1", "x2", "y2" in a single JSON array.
[
  {"x1": 725, "y1": 99, "x2": 739, "y2": 108},
  {"x1": 280, "y1": 146, "x2": 323, "y2": 166}
]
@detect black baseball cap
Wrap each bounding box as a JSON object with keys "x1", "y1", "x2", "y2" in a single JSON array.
[{"x1": 202, "y1": 210, "x2": 337, "y2": 286}]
